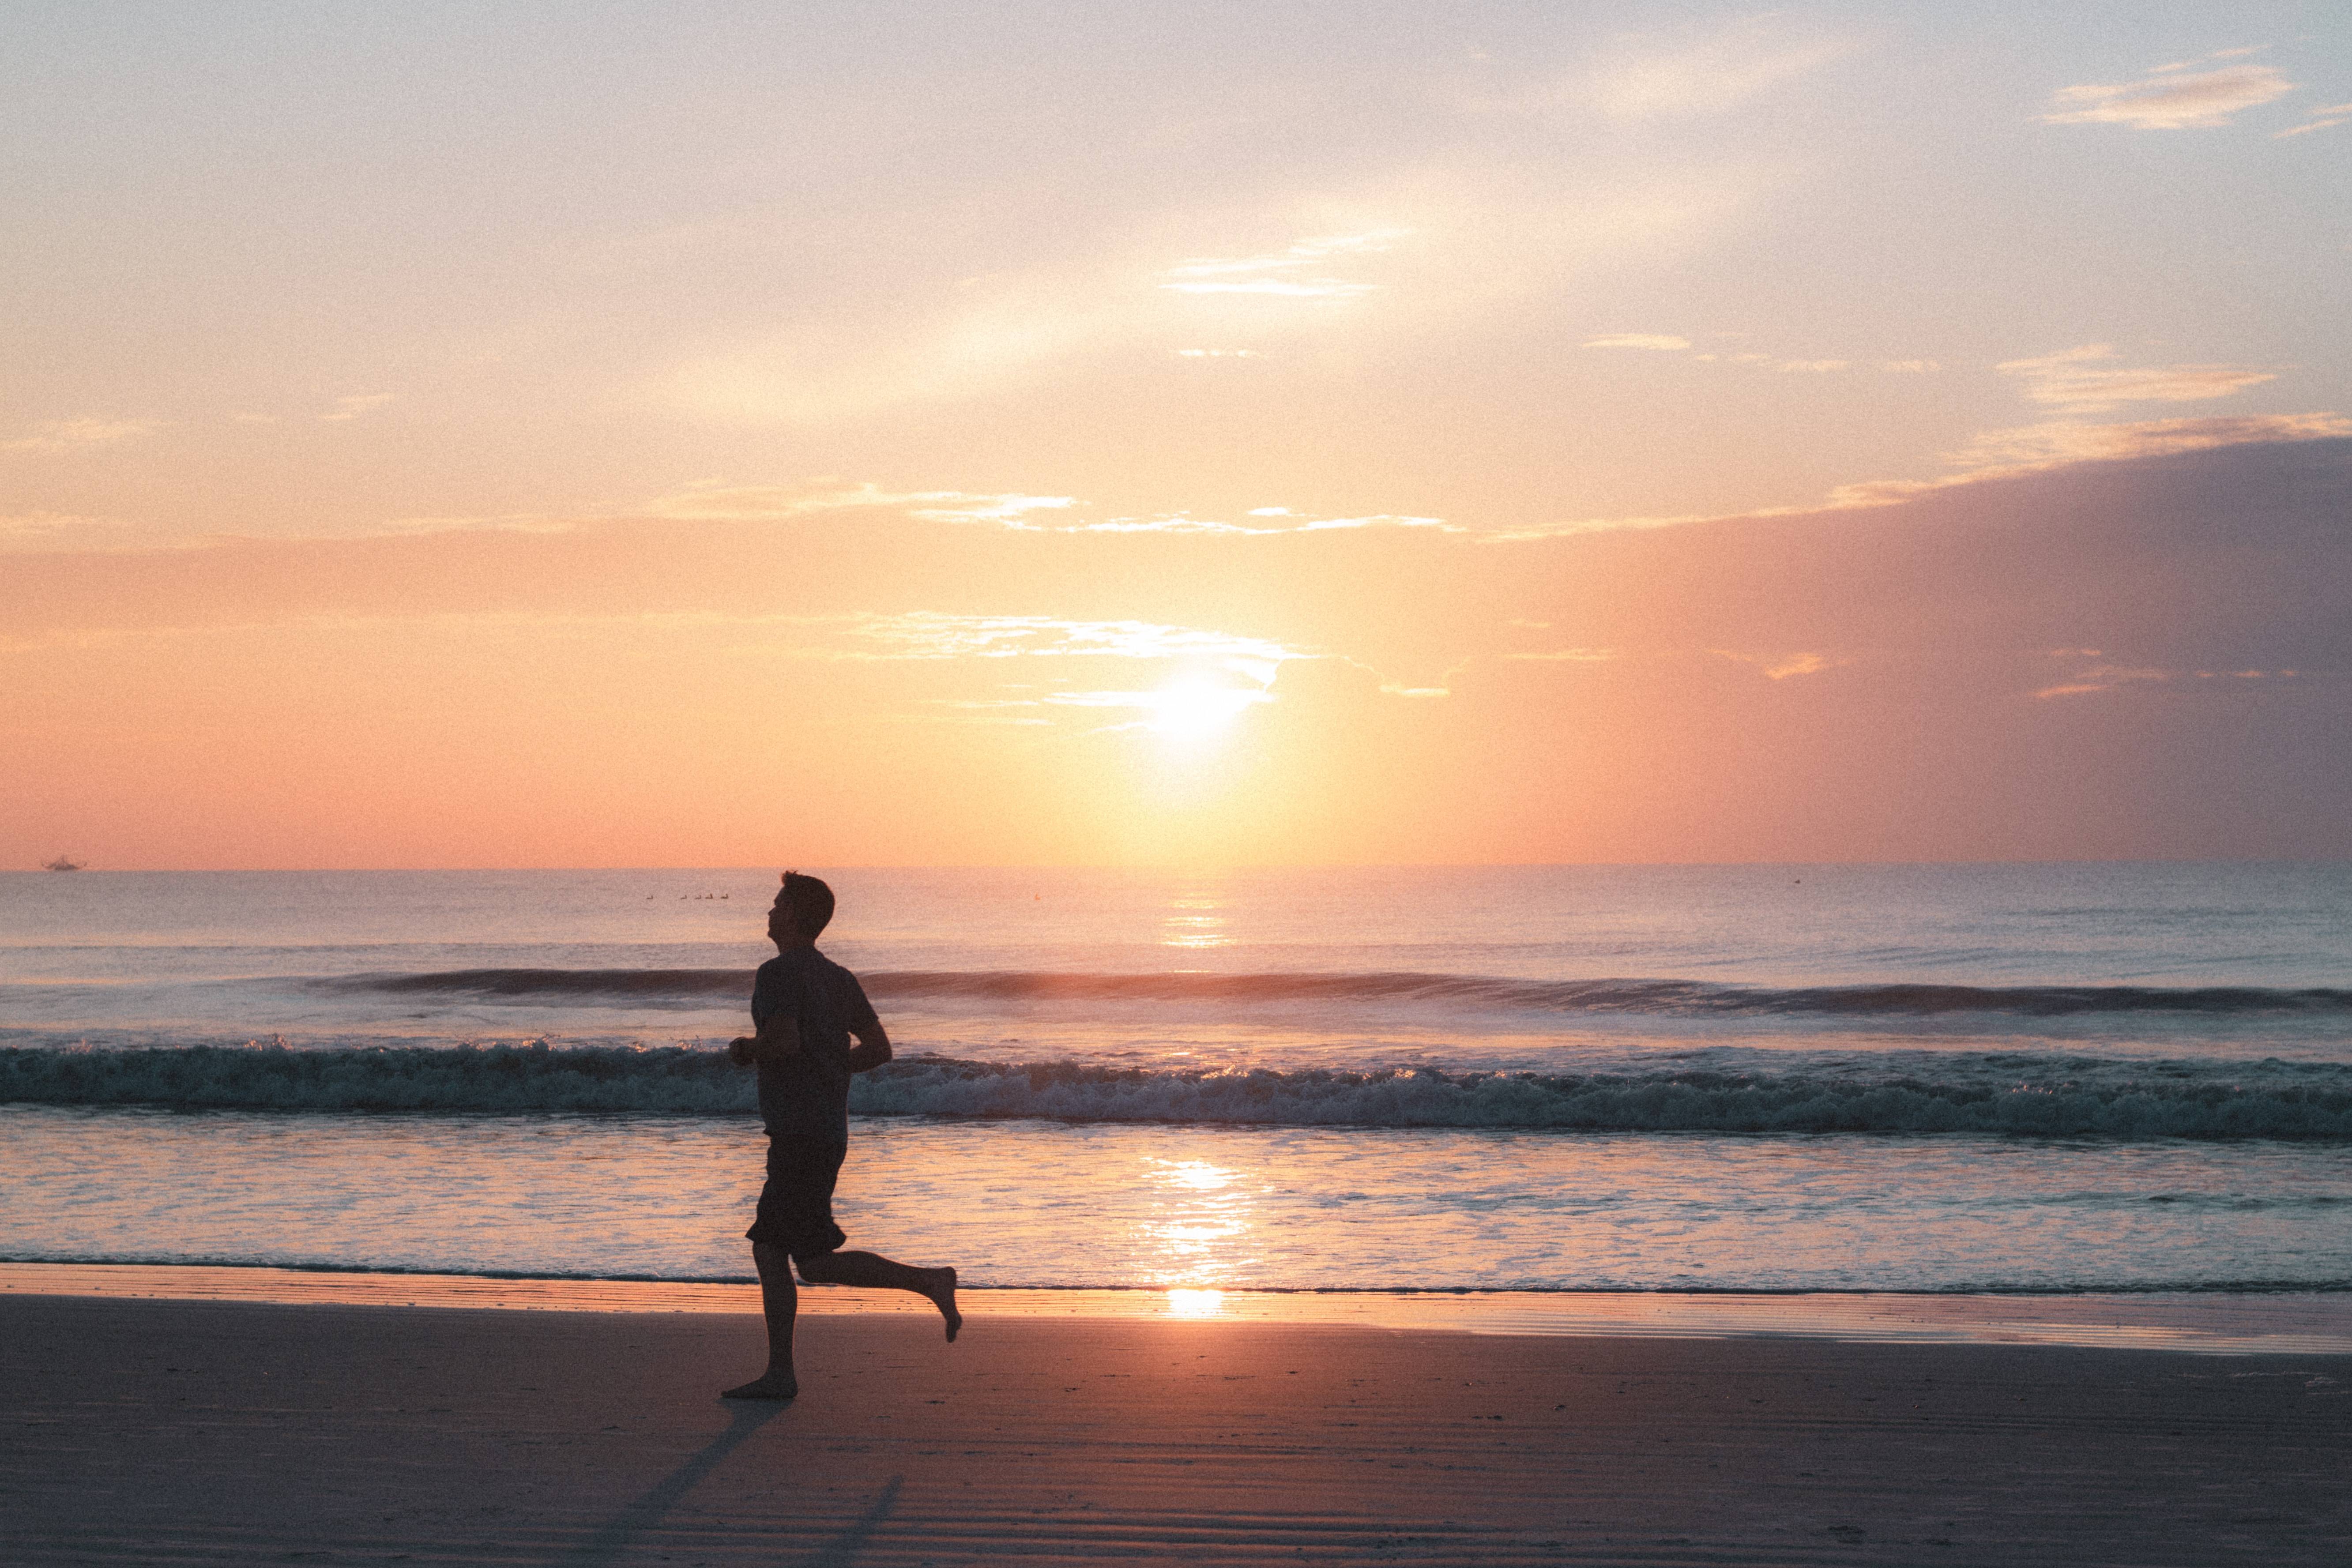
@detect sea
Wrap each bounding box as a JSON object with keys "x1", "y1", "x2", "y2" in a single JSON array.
[{"x1": 3, "y1": 865, "x2": 2348, "y2": 1297}]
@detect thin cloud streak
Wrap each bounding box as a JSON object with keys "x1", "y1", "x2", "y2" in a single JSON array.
[
  {"x1": 0, "y1": 511, "x2": 128, "y2": 549},
  {"x1": 2276, "y1": 101, "x2": 2352, "y2": 139},
  {"x1": 1494, "y1": 413, "x2": 2350, "y2": 539},
  {"x1": 1996, "y1": 345, "x2": 2276, "y2": 414},
  {"x1": 1585, "y1": 333, "x2": 1690, "y2": 350},
  {"x1": 1156, "y1": 231, "x2": 1407, "y2": 299},
  {"x1": 644, "y1": 480, "x2": 1452, "y2": 538},
  {"x1": 1588, "y1": 338, "x2": 1926, "y2": 376},
  {"x1": 2034, "y1": 665, "x2": 2172, "y2": 699},
  {"x1": 1716, "y1": 650, "x2": 1843, "y2": 680},
  {"x1": 1584, "y1": 23, "x2": 1859, "y2": 119},
  {"x1": 2042, "y1": 65, "x2": 2296, "y2": 129},
  {"x1": 2, "y1": 418, "x2": 160, "y2": 454},
  {"x1": 643, "y1": 481, "x2": 1079, "y2": 526},
  {"x1": 1941, "y1": 413, "x2": 2352, "y2": 471}
]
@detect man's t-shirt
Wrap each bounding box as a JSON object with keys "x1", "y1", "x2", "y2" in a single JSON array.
[{"x1": 751, "y1": 948, "x2": 881, "y2": 1143}]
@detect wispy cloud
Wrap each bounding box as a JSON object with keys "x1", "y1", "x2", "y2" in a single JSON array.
[
  {"x1": 2276, "y1": 101, "x2": 2352, "y2": 139},
  {"x1": 2164, "y1": 47, "x2": 2269, "y2": 67},
  {"x1": 0, "y1": 511, "x2": 128, "y2": 548},
  {"x1": 2036, "y1": 654, "x2": 2303, "y2": 699},
  {"x1": 1348, "y1": 653, "x2": 1475, "y2": 701},
  {"x1": 1157, "y1": 231, "x2": 1407, "y2": 299},
  {"x1": 2034, "y1": 663, "x2": 2174, "y2": 699},
  {"x1": 1588, "y1": 22, "x2": 1859, "y2": 118},
  {"x1": 1487, "y1": 511, "x2": 1719, "y2": 543},
  {"x1": 1495, "y1": 411, "x2": 2350, "y2": 541},
  {"x1": 1717, "y1": 650, "x2": 1844, "y2": 680},
  {"x1": 0, "y1": 605, "x2": 1313, "y2": 679},
  {"x1": 378, "y1": 512, "x2": 569, "y2": 536},
  {"x1": 2043, "y1": 64, "x2": 2295, "y2": 130},
  {"x1": 1944, "y1": 412, "x2": 2352, "y2": 471},
  {"x1": 1996, "y1": 345, "x2": 2275, "y2": 413},
  {"x1": 906, "y1": 496, "x2": 1085, "y2": 526},
  {"x1": 1587, "y1": 338, "x2": 1920, "y2": 375},
  {"x1": 1505, "y1": 647, "x2": 1618, "y2": 663},
  {"x1": 320, "y1": 393, "x2": 395, "y2": 422},
  {"x1": 1584, "y1": 333, "x2": 1690, "y2": 350},
  {"x1": 835, "y1": 613, "x2": 1304, "y2": 684},
  {"x1": 641, "y1": 479, "x2": 1450, "y2": 538},
  {"x1": 643, "y1": 479, "x2": 1078, "y2": 526},
  {"x1": 662, "y1": 155, "x2": 1758, "y2": 427},
  {"x1": 1070, "y1": 510, "x2": 1455, "y2": 537},
  {"x1": 849, "y1": 616, "x2": 1305, "y2": 732},
  {"x1": 2, "y1": 417, "x2": 158, "y2": 454}
]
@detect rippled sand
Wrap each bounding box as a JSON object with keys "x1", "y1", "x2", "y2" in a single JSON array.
[{"x1": 4, "y1": 1290, "x2": 2348, "y2": 1565}]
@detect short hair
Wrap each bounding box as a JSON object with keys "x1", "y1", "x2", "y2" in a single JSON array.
[{"x1": 777, "y1": 871, "x2": 835, "y2": 938}]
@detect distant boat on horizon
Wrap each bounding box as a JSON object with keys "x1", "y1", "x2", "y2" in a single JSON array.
[{"x1": 42, "y1": 855, "x2": 83, "y2": 872}]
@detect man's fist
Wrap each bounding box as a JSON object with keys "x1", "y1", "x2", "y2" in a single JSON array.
[{"x1": 728, "y1": 1036, "x2": 757, "y2": 1066}]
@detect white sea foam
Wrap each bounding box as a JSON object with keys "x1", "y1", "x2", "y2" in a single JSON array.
[{"x1": 6, "y1": 1043, "x2": 2348, "y2": 1139}]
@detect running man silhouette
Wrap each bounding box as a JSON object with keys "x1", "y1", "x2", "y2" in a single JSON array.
[{"x1": 722, "y1": 871, "x2": 960, "y2": 1400}]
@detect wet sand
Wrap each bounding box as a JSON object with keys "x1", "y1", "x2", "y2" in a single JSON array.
[{"x1": 4, "y1": 1293, "x2": 2347, "y2": 1566}]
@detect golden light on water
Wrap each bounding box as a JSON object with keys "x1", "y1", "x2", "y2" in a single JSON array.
[
  {"x1": 1159, "y1": 892, "x2": 1231, "y2": 949},
  {"x1": 1166, "y1": 1288, "x2": 1227, "y2": 1318},
  {"x1": 1139, "y1": 1157, "x2": 1254, "y2": 1292}
]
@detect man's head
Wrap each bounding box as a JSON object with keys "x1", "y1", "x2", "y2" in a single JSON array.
[{"x1": 769, "y1": 870, "x2": 835, "y2": 948}]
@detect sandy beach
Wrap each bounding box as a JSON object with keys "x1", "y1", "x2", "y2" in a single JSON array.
[{"x1": 5, "y1": 1291, "x2": 2347, "y2": 1566}]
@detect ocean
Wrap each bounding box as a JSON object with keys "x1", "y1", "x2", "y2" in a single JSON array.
[{"x1": 4, "y1": 864, "x2": 2348, "y2": 1296}]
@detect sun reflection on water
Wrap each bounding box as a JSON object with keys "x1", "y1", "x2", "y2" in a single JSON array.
[
  {"x1": 1166, "y1": 1288, "x2": 1226, "y2": 1318},
  {"x1": 1138, "y1": 1157, "x2": 1255, "y2": 1291},
  {"x1": 1158, "y1": 893, "x2": 1231, "y2": 949}
]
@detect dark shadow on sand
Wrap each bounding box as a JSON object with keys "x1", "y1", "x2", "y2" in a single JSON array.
[
  {"x1": 559, "y1": 1400, "x2": 785, "y2": 1566},
  {"x1": 799, "y1": 1474, "x2": 903, "y2": 1567}
]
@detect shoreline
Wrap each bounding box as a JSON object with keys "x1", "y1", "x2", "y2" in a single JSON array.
[{"x1": 8, "y1": 1259, "x2": 2350, "y2": 1353}]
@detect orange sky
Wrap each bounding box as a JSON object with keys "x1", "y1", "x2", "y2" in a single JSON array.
[{"x1": 4, "y1": 5, "x2": 2348, "y2": 867}]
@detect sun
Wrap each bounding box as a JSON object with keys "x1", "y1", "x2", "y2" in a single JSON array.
[{"x1": 1146, "y1": 677, "x2": 1261, "y2": 738}]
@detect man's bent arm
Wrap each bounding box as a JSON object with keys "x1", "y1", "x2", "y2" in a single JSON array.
[
  {"x1": 846, "y1": 1023, "x2": 892, "y2": 1074},
  {"x1": 729, "y1": 1009, "x2": 803, "y2": 1066}
]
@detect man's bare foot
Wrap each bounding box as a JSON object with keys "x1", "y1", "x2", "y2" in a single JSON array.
[
  {"x1": 721, "y1": 1372, "x2": 798, "y2": 1400},
  {"x1": 926, "y1": 1267, "x2": 962, "y2": 1342}
]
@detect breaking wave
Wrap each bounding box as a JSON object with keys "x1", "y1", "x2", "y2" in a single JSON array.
[
  {"x1": 7, "y1": 1043, "x2": 2352, "y2": 1139},
  {"x1": 324, "y1": 967, "x2": 2352, "y2": 1018}
]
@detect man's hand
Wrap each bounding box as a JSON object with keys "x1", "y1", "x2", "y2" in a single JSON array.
[{"x1": 727, "y1": 1036, "x2": 758, "y2": 1067}]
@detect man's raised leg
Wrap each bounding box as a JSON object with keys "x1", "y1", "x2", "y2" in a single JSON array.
[
  {"x1": 722, "y1": 1241, "x2": 802, "y2": 1399},
  {"x1": 795, "y1": 1249, "x2": 962, "y2": 1341}
]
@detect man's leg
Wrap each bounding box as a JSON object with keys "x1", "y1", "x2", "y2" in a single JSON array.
[
  {"x1": 721, "y1": 1241, "x2": 801, "y2": 1399},
  {"x1": 794, "y1": 1250, "x2": 962, "y2": 1342}
]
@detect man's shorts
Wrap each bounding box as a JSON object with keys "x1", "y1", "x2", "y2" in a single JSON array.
[{"x1": 745, "y1": 1136, "x2": 849, "y2": 1261}]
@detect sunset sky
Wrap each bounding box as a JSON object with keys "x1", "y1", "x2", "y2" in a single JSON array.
[{"x1": 5, "y1": 2, "x2": 2348, "y2": 868}]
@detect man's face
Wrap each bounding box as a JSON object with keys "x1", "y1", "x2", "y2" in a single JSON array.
[{"x1": 767, "y1": 898, "x2": 797, "y2": 946}]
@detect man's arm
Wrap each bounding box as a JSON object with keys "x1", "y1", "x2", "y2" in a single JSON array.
[
  {"x1": 727, "y1": 1008, "x2": 803, "y2": 1067},
  {"x1": 844, "y1": 1019, "x2": 892, "y2": 1074}
]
